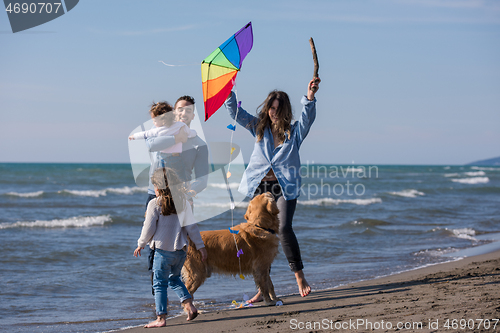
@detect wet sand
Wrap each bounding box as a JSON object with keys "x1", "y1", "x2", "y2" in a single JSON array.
[{"x1": 121, "y1": 250, "x2": 500, "y2": 332}]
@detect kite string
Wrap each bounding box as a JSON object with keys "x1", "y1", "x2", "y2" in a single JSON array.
[
  {"x1": 226, "y1": 84, "x2": 239, "y2": 177},
  {"x1": 227, "y1": 83, "x2": 244, "y2": 281}
]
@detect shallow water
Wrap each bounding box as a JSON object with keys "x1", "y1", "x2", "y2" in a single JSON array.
[{"x1": 0, "y1": 163, "x2": 499, "y2": 332}]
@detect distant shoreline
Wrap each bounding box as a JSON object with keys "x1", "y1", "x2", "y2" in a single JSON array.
[{"x1": 467, "y1": 156, "x2": 500, "y2": 166}]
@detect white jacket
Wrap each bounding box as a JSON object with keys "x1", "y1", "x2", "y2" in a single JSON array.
[
  {"x1": 137, "y1": 198, "x2": 205, "y2": 252},
  {"x1": 132, "y1": 122, "x2": 197, "y2": 154}
]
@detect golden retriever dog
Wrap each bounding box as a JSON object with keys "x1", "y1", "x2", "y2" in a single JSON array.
[{"x1": 182, "y1": 192, "x2": 282, "y2": 305}]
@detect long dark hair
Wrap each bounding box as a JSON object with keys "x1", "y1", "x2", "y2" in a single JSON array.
[
  {"x1": 151, "y1": 167, "x2": 185, "y2": 216},
  {"x1": 255, "y1": 90, "x2": 292, "y2": 143}
]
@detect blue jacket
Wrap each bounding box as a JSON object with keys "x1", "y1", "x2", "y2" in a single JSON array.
[{"x1": 224, "y1": 92, "x2": 316, "y2": 200}]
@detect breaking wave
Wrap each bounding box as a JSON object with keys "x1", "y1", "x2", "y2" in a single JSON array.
[
  {"x1": 5, "y1": 191, "x2": 44, "y2": 198},
  {"x1": 388, "y1": 189, "x2": 425, "y2": 198},
  {"x1": 59, "y1": 186, "x2": 148, "y2": 197},
  {"x1": 451, "y1": 228, "x2": 477, "y2": 241},
  {"x1": 451, "y1": 177, "x2": 489, "y2": 184},
  {"x1": 471, "y1": 166, "x2": 500, "y2": 171},
  {"x1": 430, "y1": 227, "x2": 477, "y2": 241},
  {"x1": 445, "y1": 171, "x2": 486, "y2": 177},
  {"x1": 0, "y1": 215, "x2": 112, "y2": 229},
  {"x1": 298, "y1": 198, "x2": 382, "y2": 206}
]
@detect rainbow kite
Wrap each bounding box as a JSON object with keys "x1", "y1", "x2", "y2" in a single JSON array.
[{"x1": 202, "y1": 22, "x2": 253, "y2": 121}]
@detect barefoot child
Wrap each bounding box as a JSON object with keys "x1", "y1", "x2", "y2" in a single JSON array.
[
  {"x1": 134, "y1": 167, "x2": 207, "y2": 328},
  {"x1": 129, "y1": 101, "x2": 197, "y2": 154}
]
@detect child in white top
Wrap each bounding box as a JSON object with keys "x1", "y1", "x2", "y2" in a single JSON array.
[
  {"x1": 129, "y1": 101, "x2": 197, "y2": 154},
  {"x1": 134, "y1": 167, "x2": 207, "y2": 328}
]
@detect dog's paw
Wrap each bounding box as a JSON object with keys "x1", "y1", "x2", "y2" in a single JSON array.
[
  {"x1": 265, "y1": 298, "x2": 283, "y2": 306},
  {"x1": 264, "y1": 299, "x2": 277, "y2": 306}
]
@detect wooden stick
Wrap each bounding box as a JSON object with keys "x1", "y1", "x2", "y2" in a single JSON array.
[{"x1": 309, "y1": 37, "x2": 319, "y2": 92}]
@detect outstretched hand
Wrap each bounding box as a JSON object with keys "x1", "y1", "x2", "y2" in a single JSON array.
[{"x1": 307, "y1": 77, "x2": 321, "y2": 101}]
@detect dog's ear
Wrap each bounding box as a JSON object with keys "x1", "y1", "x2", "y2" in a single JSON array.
[
  {"x1": 267, "y1": 199, "x2": 279, "y2": 216},
  {"x1": 244, "y1": 201, "x2": 252, "y2": 221}
]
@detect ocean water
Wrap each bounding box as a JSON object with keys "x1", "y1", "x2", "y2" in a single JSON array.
[{"x1": 1, "y1": 163, "x2": 499, "y2": 332}]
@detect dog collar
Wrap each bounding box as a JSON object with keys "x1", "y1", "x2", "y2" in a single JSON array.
[{"x1": 255, "y1": 225, "x2": 276, "y2": 234}]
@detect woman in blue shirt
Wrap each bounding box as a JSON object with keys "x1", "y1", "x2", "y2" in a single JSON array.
[{"x1": 225, "y1": 78, "x2": 320, "y2": 302}]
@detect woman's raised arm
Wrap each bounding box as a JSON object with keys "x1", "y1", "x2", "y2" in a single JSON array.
[{"x1": 224, "y1": 92, "x2": 258, "y2": 136}]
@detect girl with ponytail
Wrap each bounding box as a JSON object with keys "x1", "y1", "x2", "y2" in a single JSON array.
[{"x1": 134, "y1": 167, "x2": 207, "y2": 328}]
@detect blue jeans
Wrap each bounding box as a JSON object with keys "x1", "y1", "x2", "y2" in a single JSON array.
[{"x1": 152, "y1": 248, "x2": 192, "y2": 316}]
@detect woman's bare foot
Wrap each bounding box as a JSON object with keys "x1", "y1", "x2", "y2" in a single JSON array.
[
  {"x1": 295, "y1": 270, "x2": 311, "y2": 297},
  {"x1": 246, "y1": 290, "x2": 263, "y2": 304},
  {"x1": 183, "y1": 299, "x2": 198, "y2": 321},
  {"x1": 144, "y1": 315, "x2": 166, "y2": 328}
]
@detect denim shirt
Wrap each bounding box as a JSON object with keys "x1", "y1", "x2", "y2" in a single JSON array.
[{"x1": 224, "y1": 92, "x2": 316, "y2": 200}]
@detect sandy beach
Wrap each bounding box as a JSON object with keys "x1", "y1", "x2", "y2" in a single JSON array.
[{"x1": 121, "y1": 249, "x2": 500, "y2": 333}]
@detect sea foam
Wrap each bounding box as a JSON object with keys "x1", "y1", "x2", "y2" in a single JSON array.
[
  {"x1": 431, "y1": 227, "x2": 477, "y2": 241},
  {"x1": 106, "y1": 186, "x2": 149, "y2": 195},
  {"x1": 59, "y1": 186, "x2": 148, "y2": 197},
  {"x1": 464, "y1": 171, "x2": 486, "y2": 176},
  {"x1": 413, "y1": 247, "x2": 458, "y2": 257},
  {"x1": 444, "y1": 171, "x2": 485, "y2": 177},
  {"x1": 298, "y1": 198, "x2": 382, "y2": 206},
  {"x1": 389, "y1": 189, "x2": 425, "y2": 198},
  {"x1": 451, "y1": 177, "x2": 489, "y2": 184},
  {"x1": 0, "y1": 215, "x2": 112, "y2": 229},
  {"x1": 471, "y1": 166, "x2": 500, "y2": 171},
  {"x1": 451, "y1": 228, "x2": 477, "y2": 241},
  {"x1": 5, "y1": 191, "x2": 44, "y2": 198}
]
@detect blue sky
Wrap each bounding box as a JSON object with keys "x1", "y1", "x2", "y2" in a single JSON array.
[{"x1": 1, "y1": 0, "x2": 499, "y2": 164}]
